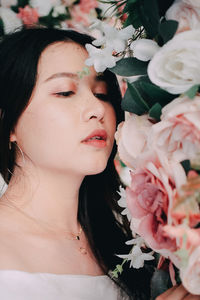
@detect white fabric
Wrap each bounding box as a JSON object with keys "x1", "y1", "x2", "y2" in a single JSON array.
[{"x1": 0, "y1": 270, "x2": 128, "y2": 299}]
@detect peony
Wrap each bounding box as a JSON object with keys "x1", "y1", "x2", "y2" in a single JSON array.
[
  {"x1": 79, "y1": 0, "x2": 98, "y2": 14},
  {"x1": 126, "y1": 152, "x2": 186, "y2": 252},
  {"x1": 0, "y1": 7, "x2": 22, "y2": 34},
  {"x1": 115, "y1": 114, "x2": 153, "y2": 169},
  {"x1": 148, "y1": 96, "x2": 200, "y2": 162},
  {"x1": 183, "y1": 0, "x2": 200, "y2": 9},
  {"x1": 148, "y1": 30, "x2": 200, "y2": 94},
  {"x1": 166, "y1": 0, "x2": 200, "y2": 33},
  {"x1": 180, "y1": 246, "x2": 200, "y2": 295},
  {"x1": 18, "y1": 5, "x2": 39, "y2": 26}
]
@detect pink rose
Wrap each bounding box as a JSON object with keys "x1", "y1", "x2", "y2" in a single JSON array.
[
  {"x1": 79, "y1": 0, "x2": 98, "y2": 13},
  {"x1": 67, "y1": 5, "x2": 92, "y2": 28},
  {"x1": 180, "y1": 245, "x2": 200, "y2": 295},
  {"x1": 18, "y1": 5, "x2": 39, "y2": 26},
  {"x1": 166, "y1": 0, "x2": 200, "y2": 33},
  {"x1": 126, "y1": 153, "x2": 186, "y2": 251},
  {"x1": 148, "y1": 96, "x2": 200, "y2": 163},
  {"x1": 115, "y1": 114, "x2": 153, "y2": 169}
]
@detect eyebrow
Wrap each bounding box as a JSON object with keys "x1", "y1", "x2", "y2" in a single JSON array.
[{"x1": 44, "y1": 72, "x2": 107, "y2": 83}]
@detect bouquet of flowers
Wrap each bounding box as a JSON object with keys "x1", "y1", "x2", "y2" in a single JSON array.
[{"x1": 84, "y1": 0, "x2": 200, "y2": 297}]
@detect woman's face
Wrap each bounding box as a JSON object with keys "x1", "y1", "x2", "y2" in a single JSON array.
[{"x1": 11, "y1": 42, "x2": 117, "y2": 176}]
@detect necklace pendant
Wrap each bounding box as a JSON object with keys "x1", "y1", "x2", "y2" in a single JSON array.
[{"x1": 79, "y1": 247, "x2": 87, "y2": 255}]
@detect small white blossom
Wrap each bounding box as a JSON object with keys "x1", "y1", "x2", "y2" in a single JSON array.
[
  {"x1": 30, "y1": 0, "x2": 61, "y2": 16},
  {"x1": 0, "y1": 7, "x2": 22, "y2": 34},
  {"x1": 118, "y1": 245, "x2": 154, "y2": 269},
  {"x1": 126, "y1": 236, "x2": 147, "y2": 248},
  {"x1": 0, "y1": 174, "x2": 7, "y2": 197},
  {"x1": 92, "y1": 24, "x2": 135, "y2": 53},
  {"x1": 85, "y1": 44, "x2": 117, "y2": 72},
  {"x1": 117, "y1": 186, "x2": 132, "y2": 221},
  {"x1": 52, "y1": 5, "x2": 66, "y2": 17},
  {"x1": 130, "y1": 39, "x2": 160, "y2": 61}
]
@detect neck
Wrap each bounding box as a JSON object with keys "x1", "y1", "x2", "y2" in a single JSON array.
[{"x1": 1, "y1": 164, "x2": 84, "y2": 234}]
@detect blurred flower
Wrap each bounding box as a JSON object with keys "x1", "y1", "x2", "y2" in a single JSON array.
[
  {"x1": 130, "y1": 39, "x2": 160, "y2": 61},
  {"x1": 1, "y1": 0, "x2": 17, "y2": 7},
  {"x1": 115, "y1": 114, "x2": 153, "y2": 169},
  {"x1": 52, "y1": 5, "x2": 66, "y2": 17},
  {"x1": 29, "y1": 0, "x2": 61, "y2": 16},
  {"x1": 0, "y1": 7, "x2": 22, "y2": 34},
  {"x1": 79, "y1": 0, "x2": 98, "y2": 14},
  {"x1": 166, "y1": 0, "x2": 200, "y2": 33},
  {"x1": 149, "y1": 96, "x2": 200, "y2": 162},
  {"x1": 92, "y1": 24, "x2": 134, "y2": 52},
  {"x1": 183, "y1": 0, "x2": 200, "y2": 9},
  {"x1": 18, "y1": 5, "x2": 39, "y2": 26},
  {"x1": 148, "y1": 29, "x2": 200, "y2": 94},
  {"x1": 85, "y1": 43, "x2": 117, "y2": 72},
  {"x1": 180, "y1": 245, "x2": 200, "y2": 295}
]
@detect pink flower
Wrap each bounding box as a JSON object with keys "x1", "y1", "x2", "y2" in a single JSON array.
[
  {"x1": 180, "y1": 245, "x2": 200, "y2": 295},
  {"x1": 67, "y1": 5, "x2": 91, "y2": 28},
  {"x1": 115, "y1": 114, "x2": 153, "y2": 169},
  {"x1": 166, "y1": 0, "x2": 200, "y2": 33},
  {"x1": 79, "y1": 0, "x2": 98, "y2": 14},
  {"x1": 126, "y1": 153, "x2": 186, "y2": 252},
  {"x1": 17, "y1": 5, "x2": 39, "y2": 26},
  {"x1": 149, "y1": 96, "x2": 200, "y2": 162}
]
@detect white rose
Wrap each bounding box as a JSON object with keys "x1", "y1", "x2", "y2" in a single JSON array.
[
  {"x1": 1, "y1": 0, "x2": 17, "y2": 7},
  {"x1": 148, "y1": 30, "x2": 200, "y2": 94},
  {"x1": 166, "y1": 0, "x2": 200, "y2": 32},
  {"x1": 30, "y1": 0, "x2": 61, "y2": 16},
  {"x1": 0, "y1": 7, "x2": 22, "y2": 34},
  {"x1": 180, "y1": 246, "x2": 200, "y2": 295}
]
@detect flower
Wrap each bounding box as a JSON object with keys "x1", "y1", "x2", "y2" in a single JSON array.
[
  {"x1": 180, "y1": 246, "x2": 200, "y2": 295},
  {"x1": 117, "y1": 186, "x2": 132, "y2": 221},
  {"x1": 29, "y1": 0, "x2": 61, "y2": 16},
  {"x1": 130, "y1": 39, "x2": 160, "y2": 61},
  {"x1": 126, "y1": 153, "x2": 186, "y2": 251},
  {"x1": 118, "y1": 245, "x2": 154, "y2": 269},
  {"x1": 52, "y1": 5, "x2": 66, "y2": 17},
  {"x1": 148, "y1": 29, "x2": 200, "y2": 94},
  {"x1": 0, "y1": 7, "x2": 22, "y2": 34},
  {"x1": 0, "y1": 0, "x2": 17, "y2": 7},
  {"x1": 166, "y1": 0, "x2": 200, "y2": 33},
  {"x1": 79, "y1": 0, "x2": 98, "y2": 14},
  {"x1": 183, "y1": 0, "x2": 200, "y2": 9},
  {"x1": 115, "y1": 114, "x2": 153, "y2": 169},
  {"x1": 18, "y1": 5, "x2": 39, "y2": 26},
  {"x1": 85, "y1": 44, "x2": 117, "y2": 72},
  {"x1": 92, "y1": 24, "x2": 135, "y2": 53},
  {"x1": 148, "y1": 96, "x2": 200, "y2": 162}
]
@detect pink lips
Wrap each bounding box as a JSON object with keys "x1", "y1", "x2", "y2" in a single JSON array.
[{"x1": 82, "y1": 129, "x2": 107, "y2": 148}]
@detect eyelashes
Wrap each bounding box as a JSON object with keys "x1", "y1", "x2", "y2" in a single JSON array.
[{"x1": 54, "y1": 91, "x2": 109, "y2": 102}]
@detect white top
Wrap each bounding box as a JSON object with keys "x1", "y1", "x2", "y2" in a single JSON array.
[{"x1": 0, "y1": 270, "x2": 129, "y2": 300}]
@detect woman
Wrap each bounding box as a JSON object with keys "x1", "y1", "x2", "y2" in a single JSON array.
[{"x1": 0, "y1": 27, "x2": 197, "y2": 300}]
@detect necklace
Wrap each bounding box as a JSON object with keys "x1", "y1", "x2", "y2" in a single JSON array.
[{"x1": 2, "y1": 201, "x2": 88, "y2": 255}]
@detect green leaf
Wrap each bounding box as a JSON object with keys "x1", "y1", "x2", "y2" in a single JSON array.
[
  {"x1": 184, "y1": 84, "x2": 200, "y2": 99},
  {"x1": 121, "y1": 82, "x2": 149, "y2": 114},
  {"x1": 116, "y1": 264, "x2": 123, "y2": 274},
  {"x1": 149, "y1": 103, "x2": 162, "y2": 120},
  {"x1": 159, "y1": 20, "x2": 178, "y2": 43},
  {"x1": 151, "y1": 269, "x2": 171, "y2": 299},
  {"x1": 109, "y1": 58, "x2": 148, "y2": 76}
]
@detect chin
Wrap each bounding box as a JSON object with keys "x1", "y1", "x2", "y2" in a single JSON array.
[{"x1": 84, "y1": 161, "x2": 108, "y2": 176}]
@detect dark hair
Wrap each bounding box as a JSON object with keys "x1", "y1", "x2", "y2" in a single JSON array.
[{"x1": 0, "y1": 27, "x2": 152, "y2": 299}]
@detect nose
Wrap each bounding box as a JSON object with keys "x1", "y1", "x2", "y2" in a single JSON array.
[{"x1": 81, "y1": 91, "x2": 106, "y2": 123}]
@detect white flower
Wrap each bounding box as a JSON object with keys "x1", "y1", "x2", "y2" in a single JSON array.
[
  {"x1": 130, "y1": 39, "x2": 160, "y2": 61},
  {"x1": 118, "y1": 245, "x2": 154, "y2": 269},
  {"x1": 1, "y1": 0, "x2": 17, "y2": 7},
  {"x1": 30, "y1": 0, "x2": 61, "y2": 16},
  {"x1": 0, "y1": 7, "x2": 22, "y2": 34},
  {"x1": 117, "y1": 186, "x2": 131, "y2": 221},
  {"x1": 166, "y1": 0, "x2": 200, "y2": 33},
  {"x1": 85, "y1": 44, "x2": 117, "y2": 72},
  {"x1": 183, "y1": 0, "x2": 200, "y2": 9},
  {"x1": 148, "y1": 29, "x2": 200, "y2": 94},
  {"x1": 52, "y1": 5, "x2": 66, "y2": 17},
  {"x1": 0, "y1": 174, "x2": 7, "y2": 197},
  {"x1": 92, "y1": 24, "x2": 135, "y2": 53}
]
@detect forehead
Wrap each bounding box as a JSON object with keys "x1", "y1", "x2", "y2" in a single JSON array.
[{"x1": 37, "y1": 41, "x2": 95, "y2": 81}]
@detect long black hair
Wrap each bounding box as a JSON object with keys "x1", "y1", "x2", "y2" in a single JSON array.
[{"x1": 0, "y1": 27, "x2": 153, "y2": 299}]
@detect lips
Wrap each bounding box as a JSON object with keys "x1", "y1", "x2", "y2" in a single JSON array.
[{"x1": 82, "y1": 129, "x2": 108, "y2": 148}]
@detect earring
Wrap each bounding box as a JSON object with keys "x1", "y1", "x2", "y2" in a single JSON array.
[{"x1": 9, "y1": 141, "x2": 12, "y2": 150}]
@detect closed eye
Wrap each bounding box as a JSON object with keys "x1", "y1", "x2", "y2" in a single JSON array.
[
  {"x1": 94, "y1": 93, "x2": 109, "y2": 102},
  {"x1": 54, "y1": 91, "x2": 75, "y2": 97}
]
